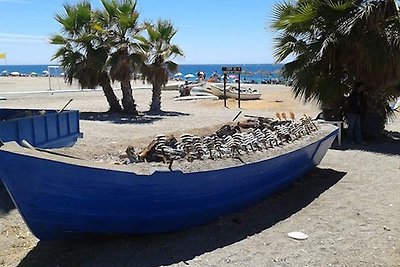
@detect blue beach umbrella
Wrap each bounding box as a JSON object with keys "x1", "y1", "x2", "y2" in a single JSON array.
[{"x1": 184, "y1": 73, "x2": 195, "y2": 79}]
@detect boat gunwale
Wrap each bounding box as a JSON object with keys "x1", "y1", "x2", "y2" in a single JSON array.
[{"x1": 0, "y1": 126, "x2": 338, "y2": 177}]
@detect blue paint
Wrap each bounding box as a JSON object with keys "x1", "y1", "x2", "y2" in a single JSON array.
[
  {"x1": 0, "y1": 129, "x2": 337, "y2": 240},
  {"x1": 0, "y1": 109, "x2": 81, "y2": 148}
]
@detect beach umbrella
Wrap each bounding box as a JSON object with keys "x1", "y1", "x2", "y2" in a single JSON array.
[
  {"x1": 10, "y1": 71, "x2": 20, "y2": 76},
  {"x1": 184, "y1": 73, "x2": 195, "y2": 79},
  {"x1": 174, "y1": 72, "x2": 183, "y2": 77}
]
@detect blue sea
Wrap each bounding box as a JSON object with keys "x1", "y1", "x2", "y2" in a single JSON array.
[{"x1": 1, "y1": 63, "x2": 283, "y2": 84}]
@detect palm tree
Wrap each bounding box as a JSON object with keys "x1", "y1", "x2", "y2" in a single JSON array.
[
  {"x1": 51, "y1": 1, "x2": 122, "y2": 113},
  {"x1": 138, "y1": 19, "x2": 184, "y2": 114},
  {"x1": 272, "y1": 0, "x2": 400, "y2": 136},
  {"x1": 99, "y1": 0, "x2": 142, "y2": 115}
]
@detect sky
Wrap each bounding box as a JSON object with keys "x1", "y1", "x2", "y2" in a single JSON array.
[{"x1": 0, "y1": 0, "x2": 282, "y2": 65}]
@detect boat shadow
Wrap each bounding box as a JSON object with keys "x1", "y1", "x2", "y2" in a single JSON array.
[
  {"x1": 79, "y1": 111, "x2": 190, "y2": 125},
  {"x1": 18, "y1": 167, "x2": 346, "y2": 267}
]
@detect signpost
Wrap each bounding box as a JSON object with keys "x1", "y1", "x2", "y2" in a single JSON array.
[
  {"x1": 222, "y1": 67, "x2": 242, "y2": 73},
  {"x1": 222, "y1": 66, "x2": 242, "y2": 108}
]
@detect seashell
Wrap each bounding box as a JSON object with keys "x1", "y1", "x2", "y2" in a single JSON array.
[{"x1": 288, "y1": 231, "x2": 308, "y2": 240}]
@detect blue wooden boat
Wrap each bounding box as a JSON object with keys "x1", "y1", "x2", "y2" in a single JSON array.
[
  {"x1": 0, "y1": 108, "x2": 81, "y2": 149},
  {"x1": 0, "y1": 127, "x2": 337, "y2": 240}
]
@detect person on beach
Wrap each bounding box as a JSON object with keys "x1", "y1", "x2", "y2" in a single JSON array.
[
  {"x1": 179, "y1": 81, "x2": 191, "y2": 96},
  {"x1": 346, "y1": 81, "x2": 367, "y2": 144}
]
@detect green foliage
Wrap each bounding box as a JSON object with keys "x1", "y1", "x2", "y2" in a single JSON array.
[
  {"x1": 271, "y1": 0, "x2": 400, "y2": 132},
  {"x1": 51, "y1": 0, "x2": 183, "y2": 114},
  {"x1": 51, "y1": 1, "x2": 102, "y2": 89},
  {"x1": 137, "y1": 19, "x2": 184, "y2": 113},
  {"x1": 98, "y1": 0, "x2": 142, "y2": 84}
]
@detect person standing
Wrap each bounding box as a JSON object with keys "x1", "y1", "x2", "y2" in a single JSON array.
[{"x1": 346, "y1": 82, "x2": 367, "y2": 144}]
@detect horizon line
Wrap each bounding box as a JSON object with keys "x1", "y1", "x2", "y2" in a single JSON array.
[{"x1": 3, "y1": 62, "x2": 282, "y2": 66}]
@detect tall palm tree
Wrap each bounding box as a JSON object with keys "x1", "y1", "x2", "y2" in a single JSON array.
[
  {"x1": 51, "y1": 1, "x2": 122, "y2": 112},
  {"x1": 137, "y1": 19, "x2": 184, "y2": 114},
  {"x1": 99, "y1": 0, "x2": 142, "y2": 115},
  {"x1": 272, "y1": 0, "x2": 400, "y2": 136}
]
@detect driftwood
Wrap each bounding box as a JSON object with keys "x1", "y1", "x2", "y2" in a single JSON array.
[
  {"x1": 125, "y1": 146, "x2": 139, "y2": 163},
  {"x1": 237, "y1": 119, "x2": 258, "y2": 129},
  {"x1": 138, "y1": 134, "x2": 177, "y2": 163},
  {"x1": 215, "y1": 124, "x2": 241, "y2": 138}
]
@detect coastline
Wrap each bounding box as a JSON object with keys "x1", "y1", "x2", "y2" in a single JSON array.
[
  {"x1": 0, "y1": 76, "x2": 181, "y2": 93},
  {"x1": 0, "y1": 77, "x2": 399, "y2": 266},
  {"x1": 0, "y1": 63, "x2": 284, "y2": 85}
]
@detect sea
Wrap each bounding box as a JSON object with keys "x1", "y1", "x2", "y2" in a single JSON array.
[{"x1": 1, "y1": 64, "x2": 284, "y2": 84}]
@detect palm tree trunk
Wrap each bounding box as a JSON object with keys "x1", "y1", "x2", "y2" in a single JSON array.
[
  {"x1": 363, "y1": 112, "x2": 386, "y2": 138},
  {"x1": 362, "y1": 96, "x2": 387, "y2": 138},
  {"x1": 149, "y1": 83, "x2": 162, "y2": 114},
  {"x1": 99, "y1": 75, "x2": 122, "y2": 113},
  {"x1": 121, "y1": 79, "x2": 138, "y2": 115}
]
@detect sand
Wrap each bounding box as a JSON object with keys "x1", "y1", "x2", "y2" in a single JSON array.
[{"x1": 0, "y1": 76, "x2": 399, "y2": 267}]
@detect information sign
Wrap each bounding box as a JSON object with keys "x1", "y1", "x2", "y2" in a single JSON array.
[{"x1": 222, "y1": 66, "x2": 242, "y2": 74}]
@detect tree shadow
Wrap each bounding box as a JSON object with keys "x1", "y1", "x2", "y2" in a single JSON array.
[
  {"x1": 18, "y1": 167, "x2": 346, "y2": 267},
  {"x1": 331, "y1": 130, "x2": 400, "y2": 156},
  {"x1": 79, "y1": 111, "x2": 190, "y2": 125},
  {"x1": 0, "y1": 181, "x2": 15, "y2": 216}
]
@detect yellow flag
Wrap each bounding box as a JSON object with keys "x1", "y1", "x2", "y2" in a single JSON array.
[{"x1": 0, "y1": 53, "x2": 6, "y2": 59}]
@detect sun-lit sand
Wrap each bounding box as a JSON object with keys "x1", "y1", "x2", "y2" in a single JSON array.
[{"x1": 0, "y1": 76, "x2": 399, "y2": 266}]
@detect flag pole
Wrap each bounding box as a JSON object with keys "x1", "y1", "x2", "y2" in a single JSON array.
[
  {"x1": 0, "y1": 53, "x2": 7, "y2": 75},
  {"x1": 48, "y1": 66, "x2": 52, "y2": 91}
]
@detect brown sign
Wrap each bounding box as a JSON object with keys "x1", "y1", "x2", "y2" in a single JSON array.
[{"x1": 222, "y1": 66, "x2": 242, "y2": 74}]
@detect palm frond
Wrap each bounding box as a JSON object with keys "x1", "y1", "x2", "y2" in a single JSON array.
[
  {"x1": 325, "y1": 0, "x2": 355, "y2": 11},
  {"x1": 271, "y1": 1, "x2": 297, "y2": 29},
  {"x1": 271, "y1": 0, "x2": 400, "y2": 123}
]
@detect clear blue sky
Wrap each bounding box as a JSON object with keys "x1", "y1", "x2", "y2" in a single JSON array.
[{"x1": 0, "y1": 0, "x2": 281, "y2": 65}]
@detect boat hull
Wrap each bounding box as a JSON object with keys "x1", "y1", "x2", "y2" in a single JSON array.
[
  {"x1": 0, "y1": 129, "x2": 337, "y2": 240},
  {"x1": 0, "y1": 108, "x2": 81, "y2": 148},
  {"x1": 209, "y1": 84, "x2": 261, "y2": 100},
  {"x1": 162, "y1": 81, "x2": 186, "y2": 91},
  {"x1": 174, "y1": 95, "x2": 218, "y2": 101}
]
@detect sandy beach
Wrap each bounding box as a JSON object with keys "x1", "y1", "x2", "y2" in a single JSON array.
[{"x1": 0, "y1": 76, "x2": 399, "y2": 267}]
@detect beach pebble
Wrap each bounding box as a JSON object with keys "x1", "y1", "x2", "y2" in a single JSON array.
[{"x1": 288, "y1": 231, "x2": 308, "y2": 240}]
